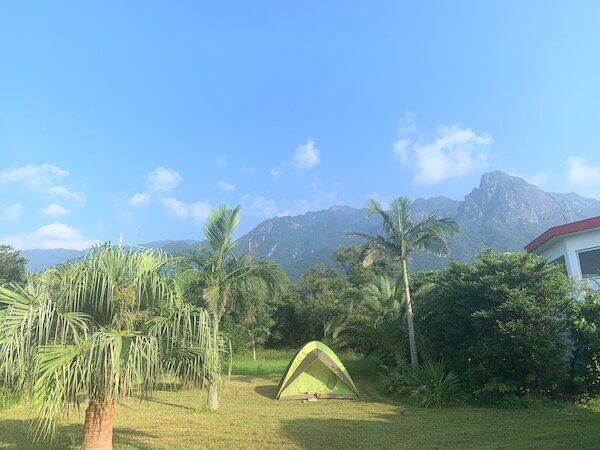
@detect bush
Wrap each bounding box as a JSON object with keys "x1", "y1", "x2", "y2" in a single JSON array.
[
  {"x1": 566, "y1": 289, "x2": 600, "y2": 398},
  {"x1": 408, "y1": 361, "x2": 464, "y2": 407},
  {"x1": 0, "y1": 387, "x2": 20, "y2": 411},
  {"x1": 416, "y1": 250, "x2": 573, "y2": 399},
  {"x1": 382, "y1": 358, "x2": 463, "y2": 407}
]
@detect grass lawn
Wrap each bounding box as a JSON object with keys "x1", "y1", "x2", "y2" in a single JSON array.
[{"x1": 0, "y1": 351, "x2": 599, "y2": 449}]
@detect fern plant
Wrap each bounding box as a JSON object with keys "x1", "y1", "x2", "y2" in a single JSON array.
[{"x1": 408, "y1": 361, "x2": 464, "y2": 407}]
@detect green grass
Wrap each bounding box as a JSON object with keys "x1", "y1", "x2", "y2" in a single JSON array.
[
  {"x1": 0, "y1": 357, "x2": 599, "y2": 449},
  {"x1": 232, "y1": 349, "x2": 380, "y2": 377}
]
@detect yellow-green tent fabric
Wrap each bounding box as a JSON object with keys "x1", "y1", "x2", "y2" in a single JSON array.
[{"x1": 276, "y1": 341, "x2": 359, "y2": 400}]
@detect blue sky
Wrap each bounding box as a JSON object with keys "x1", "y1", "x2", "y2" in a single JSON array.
[{"x1": 1, "y1": 1, "x2": 600, "y2": 250}]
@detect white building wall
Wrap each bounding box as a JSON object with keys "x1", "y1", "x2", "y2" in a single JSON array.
[{"x1": 535, "y1": 228, "x2": 600, "y2": 281}]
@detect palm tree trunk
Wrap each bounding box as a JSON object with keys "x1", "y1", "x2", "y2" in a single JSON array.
[
  {"x1": 401, "y1": 259, "x2": 419, "y2": 368},
  {"x1": 208, "y1": 380, "x2": 219, "y2": 410},
  {"x1": 82, "y1": 400, "x2": 115, "y2": 450},
  {"x1": 251, "y1": 332, "x2": 256, "y2": 362}
]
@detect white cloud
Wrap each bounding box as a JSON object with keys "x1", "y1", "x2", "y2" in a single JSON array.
[
  {"x1": 0, "y1": 164, "x2": 68, "y2": 189},
  {"x1": 393, "y1": 113, "x2": 417, "y2": 164},
  {"x1": 162, "y1": 198, "x2": 211, "y2": 223},
  {"x1": 393, "y1": 139, "x2": 411, "y2": 164},
  {"x1": 240, "y1": 194, "x2": 279, "y2": 218},
  {"x1": 567, "y1": 157, "x2": 600, "y2": 188},
  {"x1": 217, "y1": 181, "x2": 234, "y2": 192},
  {"x1": 129, "y1": 193, "x2": 152, "y2": 205},
  {"x1": 293, "y1": 139, "x2": 320, "y2": 169},
  {"x1": 148, "y1": 167, "x2": 181, "y2": 193},
  {"x1": 270, "y1": 168, "x2": 282, "y2": 178},
  {"x1": 527, "y1": 172, "x2": 549, "y2": 186},
  {"x1": 0, "y1": 164, "x2": 85, "y2": 204},
  {"x1": 567, "y1": 156, "x2": 600, "y2": 186},
  {"x1": 394, "y1": 126, "x2": 492, "y2": 185},
  {"x1": 1, "y1": 203, "x2": 23, "y2": 221},
  {"x1": 510, "y1": 171, "x2": 549, "y2": 187},
  {"x1": 48, "y1": 185, "x2": 86, "y2": 204},
  {"x1": 1, "y1": 223, "x2": 99, "y2": 250},
  {"x1": 40, "y1": 203, "x2": 72, "y2": 217}
]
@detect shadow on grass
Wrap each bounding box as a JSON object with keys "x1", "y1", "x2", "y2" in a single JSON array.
[
  {"x1": 0, "y1": 420, "x2": 157, "y2": 449},
  {"x1": 153, "y1": 381, "x2": 183, "y2": 391},
  {"x1": 255, "y1": 383, "x2": 278, "y2": 399},
  {"x1": 140, "y1": 396, "x2": 197, "y2": 413},
  {"x1": 113, "y1": 426, "x2": 157, "y2": 449},
  {"x1": 281, "y1": 413, "x2": 403, "y2": 450},
  {"x1": 282, "y1": 404, "x2": 600, "y2": 450}
]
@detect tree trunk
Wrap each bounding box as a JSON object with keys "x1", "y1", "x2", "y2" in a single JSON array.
[
  {"x1": 251, "y1": 333, "x2": 256, "y2": 362},
  {"x1": 401, "y1": 259, "x2": 419, "y2": 368},
  {"x1": 82, "y1": 400, "x2": 115, "y2": 450},
  {"x1": 208, "y1": 380, "x2": 219, "y2": 410}
]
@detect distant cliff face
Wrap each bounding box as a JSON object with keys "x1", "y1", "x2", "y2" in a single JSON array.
[
  {"x1": 22, "y1": 171, "x2": 600, "y2": 280},
  {"x1": 235, "y1": 171, "x2": 600, "y2": 278},
  {"x1": 236, "y1": 206, "x2": 382, "y2": 279},
  {"x1": 457, "y1": 171, "x2": 597, "y2": 227}
]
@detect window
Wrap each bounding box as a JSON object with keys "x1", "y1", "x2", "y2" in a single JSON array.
[
  {"x1": 578, "y1": 248, "x2": 600, "y2": 279},
  {"x1": 551, "y1": 255, "x2": 568, "y2": 276}
]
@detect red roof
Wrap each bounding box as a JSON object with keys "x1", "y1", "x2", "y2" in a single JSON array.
[{"x1": 525, "y1": 216, "x2": 600, "y2": 253}]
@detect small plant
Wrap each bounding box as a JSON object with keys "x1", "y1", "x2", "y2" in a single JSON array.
[
  {"x1": 0, "y1": 387, "x2": 20, "y2": 411},
  {"x1": 381, "y1": 358, "x2": 464, "y2": 407},
  {"x1": 380, "y1": 349, "x2": 413, "y2": 394},
  {"x1": 408, "y1": 361, "x2": 464, "y2": 407}
]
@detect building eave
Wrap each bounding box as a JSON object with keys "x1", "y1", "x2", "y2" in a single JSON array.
[{"x1": 524, "y1": 216, "x2": 600, "y2": 253}]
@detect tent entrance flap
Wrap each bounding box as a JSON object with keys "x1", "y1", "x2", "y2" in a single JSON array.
[{"x1": 276, "y1": 341, "x2": 359, "y2": 400}]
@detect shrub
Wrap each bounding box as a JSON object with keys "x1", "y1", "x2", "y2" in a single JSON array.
[
  {"x1": 408, "y1": 361, "x2": 464, "y2": 407},
  {"x1": 416, "y1": 250, "x2": 573, "y2": 398},
  {"x1": 566, "y1": 289, "x2": 600, "y2": 398},
  {"x1": 382, "y1": 357, "x2": 463, "y2": 407}
]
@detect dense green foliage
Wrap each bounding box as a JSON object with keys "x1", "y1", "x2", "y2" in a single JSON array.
[
  {"x1": 566, "y1": 288, "x2": 600, "y2": 398},
  {"x1": 0, "y1": 244, "x2": 27, "y2": 286},
  {"x1": 417, "y1": 250, "x2": 572, "y2": 399}
]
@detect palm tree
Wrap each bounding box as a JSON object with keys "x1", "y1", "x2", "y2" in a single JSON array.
[
  {"x1": 178, "y1": 204, "x2": 286, "y2": 409},
  {"x1": 0, "y1": 245, "x2": 225, "y2": 449},
  {"x1": 352, "y1": 197, "x2": 458, "y2": 368},
  {"x1": 358, "y1": 275, "x2": 403, "y2": 329}
]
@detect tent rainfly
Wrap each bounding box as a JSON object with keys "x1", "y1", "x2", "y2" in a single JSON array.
[{"x1": 275, "y1": 341, "x2": 360, "y2": 400}]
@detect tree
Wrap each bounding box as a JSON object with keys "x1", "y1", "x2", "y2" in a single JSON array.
[
  {"x1": 357, "y1": 275, "x2": 402, "y2": 329},
  {"x1": 268, "y1": 281, "x2": 307, "y2": 348},
  {"x1": 332, "y1": 244, "x2": 382, "y2": 288},
  {"x1": 566, "y1": 287, "x2": 600, "y2": 398},
  {"x1": 417, "y1": 250, "x2": 573, "y2": 397},
  {"x1": 0, "y1": 244, "x2": 27, "y2": 286},
  {"x1": 332, "y1": 245, "x2": 363, "y2": 276},
  {"x1": 0, "y1": 245, "x2": 225, "y2": 449},
  {"x1": 352, "y1": 197, "x2": 458, "y2": 367},
  {"x1": 221, "y1": 286, "x2": 277, "y2": 361},
  {"x1": 298, "y1": 265, "x2": 350, "y2": 342},
  {"x1": 178, "y1": 205, "x2": 286, "y2": 409}
]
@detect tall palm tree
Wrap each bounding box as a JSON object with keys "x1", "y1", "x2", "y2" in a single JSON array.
[
  {"x1": 352, "y1": 197, "x2": 458, "y2": 368},
  {"x1": 0, "y1": 245, "x2": 225, "y2": 449},
  {"x1": 178, "y1": 204, "x2": 286, "y2": 409}
]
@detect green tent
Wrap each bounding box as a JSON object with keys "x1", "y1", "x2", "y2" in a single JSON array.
[{"x1": 276, "y1": 341, "x2": 360, "y2": 400}]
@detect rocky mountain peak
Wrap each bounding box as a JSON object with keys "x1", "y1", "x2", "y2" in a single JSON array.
[{"x1": 459, "y1": 171, "x2": 559, "y2": 226}]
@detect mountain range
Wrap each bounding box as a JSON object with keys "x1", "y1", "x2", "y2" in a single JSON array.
[{"x1": 22, "y1": 171, "x2": 600, "y2": 279}]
